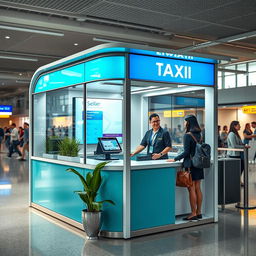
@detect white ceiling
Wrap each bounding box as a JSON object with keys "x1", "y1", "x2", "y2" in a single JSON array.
[{"x1": 0, "y1": 0, "x2": 256, "y2": 98}]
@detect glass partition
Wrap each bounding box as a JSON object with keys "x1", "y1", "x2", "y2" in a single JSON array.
[
  {"x1": 85, "y1": 80, "x2": 124, "y2": 162},
  {"x1": 33, "y1": 84, "x2": 84, "y2": 162},
  {"x1": 148, "y1": 90, "x2": 205, "y2": 155}
]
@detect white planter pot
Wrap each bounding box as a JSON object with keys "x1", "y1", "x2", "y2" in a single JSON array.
[
  {"x1": 57, "y1": 155, "x2": 80, "y2": 163},
  {"x1": 42, "y1": 153, "x2": 57, "y2": 159}
]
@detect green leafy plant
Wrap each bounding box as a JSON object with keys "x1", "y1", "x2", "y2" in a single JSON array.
[
  {"x1": 58, "y1": 137, "x2": 80, "y2": 157},
  {"x1": 66, "y1": 162, "x2": 115, "y2": 212},
  {"x1": 46, "y1": 136, "x2": 62, "y2": 154}
]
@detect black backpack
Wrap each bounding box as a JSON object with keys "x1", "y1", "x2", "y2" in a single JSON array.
[{"x1": 189, "y1": 132, "x2": 211, "y2": 168}]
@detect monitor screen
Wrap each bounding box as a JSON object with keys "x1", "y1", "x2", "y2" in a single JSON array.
[{"x1": 98, "y1": 137, "x2": 122, "y2": 153}]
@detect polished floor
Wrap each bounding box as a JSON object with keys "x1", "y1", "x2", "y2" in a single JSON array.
[{"x1": 1, "y1": 151, "x2": 256, "y2": 256}]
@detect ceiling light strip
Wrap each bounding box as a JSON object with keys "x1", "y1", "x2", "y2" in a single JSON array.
[{"x1": 0, "y1": 25, "x2": 64, "y2": 36}]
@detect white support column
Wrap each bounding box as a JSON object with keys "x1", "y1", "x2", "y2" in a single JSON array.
[
  {"x1": 123, "y1": 55, "x2": 131, "y2": 239},
  {"x1": 205, "y1": 82, "x2": 218, "y2": 222}
]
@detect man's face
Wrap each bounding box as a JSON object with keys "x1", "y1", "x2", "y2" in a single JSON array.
[
  {"x1": 150, "y1": 116, "x2": 160, "y2": 130},
  {"x1": 24, "y1": 124, "x2": 28, "y2": 129},
  {"x1": 252, "y1": 123, "x2": 256, "y2": 129}
]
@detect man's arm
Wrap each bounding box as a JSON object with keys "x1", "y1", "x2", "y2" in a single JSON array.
[
  {"x1": 152, "y1": 146, "x2": 172, "y2": 159},
  {"x1": 130, "y1": 145, "x2": 146, "y2": 157}
]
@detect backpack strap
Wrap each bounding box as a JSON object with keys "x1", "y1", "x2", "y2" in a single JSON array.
[{"x1": 188, "y1": 132, "x2": 198, "y2": 143}]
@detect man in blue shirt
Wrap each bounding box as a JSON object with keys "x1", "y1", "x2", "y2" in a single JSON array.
[{"x1": 131, "y1": 113, "x2": 172, "y2": 160}]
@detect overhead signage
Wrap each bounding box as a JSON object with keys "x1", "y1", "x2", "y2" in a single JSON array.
[
  {"x1": 242, "y1": 106, "x2": 256, "y2": 114},
  {"x1": 0, "y1": 105, "x2": 12, "y2": 116},
  {"x1": 129, "y1": 54, "x2": 215, "y2": 86},
  {"x1": 164, "y1": 110, "x2": 185, "y2": 118},
  {"x1": 129, "y1": 48, "x2": 217, "y2": 64},
  {"x1": 85, "y1": 56, "x2": 125, "y2": 82}
]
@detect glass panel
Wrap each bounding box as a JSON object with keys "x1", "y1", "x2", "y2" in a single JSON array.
[
  {"x1": 33, "y1": 84, "x2": 84, "y2": 162},
  {"x1": 224, "y1": 74, "x2": 236, "y2": 88},
  {"x1": 248, "y1": 62, "x2": 256, "y2": 72},
  {"x1": 85, "y1": 80, "x2": 124, "y2": 162},
  {"x1": 218, "y1": 75, "x2": 222, "y2": 89},
  {"x1": 237, "y1": 63, "x2": 246, "y2": 71},
  {"x1": 237, "y1": 73, "x2": 247, "y2": 87},
  {"x1": 248, "y1": 72, "x2": 256, "y2": 86}
]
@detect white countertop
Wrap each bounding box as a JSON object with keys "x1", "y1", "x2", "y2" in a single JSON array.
[{"x1": 31, "y1": 156, "x2": 182, "y2": 171}]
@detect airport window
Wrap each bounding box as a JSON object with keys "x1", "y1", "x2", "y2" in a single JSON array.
[
  {"x1": 224, "y1": 72, "x2": 235, "y2": 89},
  {"x1": 218, "y1": 72, "x2": 222, "y2": 89},
  {"x1": 248, "y1": 62, "x2": 256, "y2": 72},
  {"x1": 248, "y1": 72, "x2": 256, "y2": 86}
]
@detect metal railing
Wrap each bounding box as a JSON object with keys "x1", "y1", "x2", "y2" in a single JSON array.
[{"x1": 218, "y1": 147, "x2": 256, "y2": 210}]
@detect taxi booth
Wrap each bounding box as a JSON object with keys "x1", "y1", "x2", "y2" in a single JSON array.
[{"x1": 29, "y1": 43, "x2": 218, "y2": 239}]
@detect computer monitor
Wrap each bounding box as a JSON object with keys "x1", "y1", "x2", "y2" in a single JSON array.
[{"x1": 95, "y1": 137, "x2": 122, "y2": 160}]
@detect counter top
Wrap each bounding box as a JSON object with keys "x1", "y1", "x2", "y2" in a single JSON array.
[{"x1": 31, "y1": 156, "x2": 182, "y2": 171}]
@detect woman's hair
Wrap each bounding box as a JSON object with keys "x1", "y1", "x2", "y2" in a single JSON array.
[
  {"x1": 184, "y1": 115, "x2": 201, "y2": 133},
  {"x1": 228, "y1": 120, "x2": 241, "y2": 139},
  {"x1": 244, "y1": 123, "x2": 252, "y2": 133},
  {"x1": 223, "y1": 125, "x2": 228, "y2": 131}
]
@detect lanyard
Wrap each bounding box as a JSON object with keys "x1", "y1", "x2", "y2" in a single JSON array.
[{"x1": 150, "y1": 131, "x2": 158, "y2": 146}]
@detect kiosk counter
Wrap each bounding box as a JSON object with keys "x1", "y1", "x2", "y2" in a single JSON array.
[{"x1": 29, "y1": 43, "x2": 218, "y2": 239}]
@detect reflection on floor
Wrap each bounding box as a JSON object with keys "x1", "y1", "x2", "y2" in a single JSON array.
[{"x1": 1, "y1": 152, "x2": 256, "y2": 256}]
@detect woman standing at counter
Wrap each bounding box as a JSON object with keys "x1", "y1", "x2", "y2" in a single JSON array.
[{"x1": 167, "y1": 115, "x2": 203, "y2": 221}]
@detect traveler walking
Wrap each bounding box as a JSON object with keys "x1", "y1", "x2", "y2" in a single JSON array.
[{"x1": 7, "y1": 123, "x2": 22, "y2": 158}]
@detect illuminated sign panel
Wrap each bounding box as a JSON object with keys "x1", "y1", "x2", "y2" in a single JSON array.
[
  {"x1": 164, "y1": 110, "x2": 185, "y2": 118},
  {"x1": 0, "y1": 105, "x2": 12, "y2": 116},
  {"x1": 129, "y1": 54, "x2": 215, "y2": 86},
  {"x1": 242, "y1": 106, "x2": 256, "y2": 114}
]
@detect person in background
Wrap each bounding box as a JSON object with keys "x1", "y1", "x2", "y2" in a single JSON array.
[
  {"x1": 19, "y1": 122, "x2": 29, "y2": 161},
  {"x1": 251, "y1": 121, "x2": 256, "y2": 163},
  {"x1": 227, "y1": 121, "x2": 249, "y2": 182},
  {"x1": 220, "y1": 125, "x2": 228, "y2": 148},
  {"x1": 243, "y1": 123, "x2": 256, "y2": 145},
  {"x1": 18, "y1": 126, "x2": 24, "y2": 148},
  {"x1": 0, "y1": 126, "x2": 4, "y2": 152},
  {"x1": 4, "y1": 126, "x2": 11, "y2": 150},
  {"x1": 7, "y1": 123, "x2": 22, "y2": 158},
  {"x1": 167, "y1": 115, "x2": 204, "y2": 221},
  {"x1": 200, "y1": 123, "x2": 205, "y2": 143},
  {"x1": 131, "y1": 113, "x2": 172, "y2": 160},
  {"x1": 218, "y1": 125, "x2": 223, "y2": 147}
]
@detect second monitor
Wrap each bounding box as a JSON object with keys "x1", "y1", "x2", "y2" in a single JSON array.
[{"x1": 95, "y1": 137, "x2": 122, "y2": 160}]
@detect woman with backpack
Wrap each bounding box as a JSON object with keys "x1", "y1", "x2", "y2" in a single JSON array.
[{"x1": 167, "y1": 115, "x2": 204, "y2": 221}]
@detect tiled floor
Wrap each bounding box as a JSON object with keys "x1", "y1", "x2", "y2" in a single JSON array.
[{"x1": 1, "y1": 151, "x2": 256, "y2": 256}]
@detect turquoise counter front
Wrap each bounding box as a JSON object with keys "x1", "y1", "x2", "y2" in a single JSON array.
[{"x1": 31, "y1": 159, "x2": 176, "y2": 235}]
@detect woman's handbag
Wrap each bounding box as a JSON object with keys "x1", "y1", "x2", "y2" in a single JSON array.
[{"x1": 176, "y1": 168, "x2": 193, "y2": 187}]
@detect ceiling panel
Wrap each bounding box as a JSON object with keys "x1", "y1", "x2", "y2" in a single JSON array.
[
  {"x1": 0, "y1": 0, "x2": 101, "y2": 13},
  {"x1": 187, "y1": 24, "x2": 244, "y2": 39},
  {"x1": 221, "y1": 13, "x2": 256, "y2": 30},
  {"x1": 105, "y1": 0, "x2": 238, "y2": 17},
  {"x1": 188, "y1": 1, "x2": 256, "y2": 24},
  {"x1": 82, "y1": 1, "x2": 179, "y2": 29}
]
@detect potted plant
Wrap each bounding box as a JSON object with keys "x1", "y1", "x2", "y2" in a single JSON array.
[
  {"x1": 43, "y1": 136, "x2": 62, "y2": 159},
  {"x1": 57, "y1": 137, "x2": 80, "y2": 162},
  {"x1": 66, "y1": 162, "x2": 115, "y2": 239}
]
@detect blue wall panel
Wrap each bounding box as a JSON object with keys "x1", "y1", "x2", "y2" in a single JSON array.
[{"x1": 131, "y1": 168, "x2": 175, "y2": 230}]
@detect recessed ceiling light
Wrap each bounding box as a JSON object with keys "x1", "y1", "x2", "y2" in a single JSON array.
[
  {"x1": 19, "y1": 73, "x2": 22, "y2": 76},
  {"x1": 74, "y1": 43, "x2": 79, "y2": 46},
  {"x1": 5, "y1": 36, "x2": 10, "y2": 39}
]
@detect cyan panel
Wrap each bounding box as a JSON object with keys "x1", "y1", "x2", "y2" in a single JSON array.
[
  {"x1": 32, "y1": 160, "x2": 85, "y2": 222},
  {"x1": 85, "y1": 56, "x2": 125, "y2": 82},
  {"x1": 95, "y1": 170, "x2": 123, "y2": 232},
  {"x1": 34, "y1": 63, "x2": 85, "y2": 93},
  {"x1": 131, "y1": 168, "x2": 176, "y2": 230},
  {"x1": 31, "y1": 160, "x2": 123, "y2": 231}
]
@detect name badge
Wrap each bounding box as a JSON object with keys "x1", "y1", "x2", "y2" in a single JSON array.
[{"x1": 149, "y1": 146, "x2": 153, "y2": 153}]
